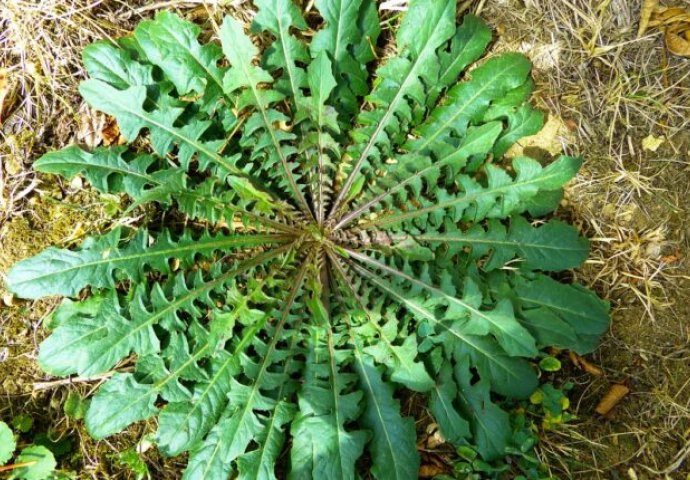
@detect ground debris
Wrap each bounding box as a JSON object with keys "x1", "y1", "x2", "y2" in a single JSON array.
[
  {"x1": 638, "y1": 0, "x2": 690, "y2": 57},
  {"x1": 595, "y1": 384, "x2": 631, "y2": 415}
]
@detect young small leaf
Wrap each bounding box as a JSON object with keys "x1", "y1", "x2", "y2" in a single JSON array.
[{"x1": 8, "y1": 446, "x2": 57, "y2": 480}]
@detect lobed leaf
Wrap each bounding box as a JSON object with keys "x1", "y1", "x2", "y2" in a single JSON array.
[{"x1": 6, "y1": 3, "x2": 611, "y2": 478}]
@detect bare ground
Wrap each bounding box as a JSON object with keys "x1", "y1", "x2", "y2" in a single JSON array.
[{"x1": 1, "y1": 0, "x2": 689, "y2": 479}]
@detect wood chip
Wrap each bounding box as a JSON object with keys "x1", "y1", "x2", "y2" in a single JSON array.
[{"x1": 595, "y1": 384, "x2": 630, "y2": 415}]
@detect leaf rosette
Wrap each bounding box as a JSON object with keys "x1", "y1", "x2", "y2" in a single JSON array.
[{"x1": 6, "y1": 1, "x2": 610, "y2": 479}]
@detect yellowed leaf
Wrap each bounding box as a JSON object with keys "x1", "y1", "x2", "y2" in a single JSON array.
[
  {"x1": 595, "y1": 384, "x2": 630, "y2": 415},
  {"x1": 638, "y1": 0, "x2": 658, "y2": 37},
  {"x1": 419, "y1": 465, "x2": 447, "y2": 478},
  {"x1": 505, "y1": 115, "x2": 574, "y2": 158},
  {"x1": 665, "y1": 27, "x2": 690, "y2": 57},
  {"x1": 641, "y1": 134, "x2": 665, "y2": 152},
  {"x1": 653, "y1": 7, "x2": 690, "y2": 24}
]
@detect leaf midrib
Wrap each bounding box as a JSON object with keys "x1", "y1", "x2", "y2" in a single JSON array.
[
  {"x1": 21, "y1": 234, "x2": 287, "y2": 287},
  {"x1": 358, "y1": 167, "x2": 564, "y2": 229},
  {"x1": 349, "y1": 261, "x2": 523, "y2": 382},
  {"x1": 414, "y1": 56, "x2": 524, "y2": 152},
  {"x1": 329, "y1": 25, "x2": 443, "y2": 218}
]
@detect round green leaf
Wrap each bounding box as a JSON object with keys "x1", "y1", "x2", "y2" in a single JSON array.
[
  {"x1": 0, "y1": 421, "x2": 16, "y2": 465},
  {"x1": 538, "y1": 356, "x2": 562, "y2": 372},
  {"x1": 11, "y1": 415, "x2": 33, "y2": 434},
  {"x1": 8, "y1": 446, "x2": 56, "y2": 480}
]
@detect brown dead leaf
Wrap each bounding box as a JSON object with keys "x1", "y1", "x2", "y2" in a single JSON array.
[
  {"x1": 651, "y1": 7, "x2": 690, "y2": 25},
  {"x1": 638, "y1": 0, "x2": 658, "y2": 37},
  {"x1": 643, "y1": 3, "x2": 690, "y2": 57},
  {"x1": 665, "y1": 27, "x2": 690, "y2": 57},
  {"x1": 102, "y1": 116, "x2": 123, "y2": 146},
  {"x1": 419, "y1": 465, "x2": 447, "y2": 478},
  {"x1": 595, "y1": 384, "x2": 630, "y2": 415},
  {"x1": 569, "y1": 351, "x2": 604, "y2": 376}
]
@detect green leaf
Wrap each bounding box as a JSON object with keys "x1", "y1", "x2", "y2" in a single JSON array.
[
  {"x1": 355, "y1": 354, "x2": 419, "y2": 480},
  {"x1": 291, "y1": 326, "x2": 366, "y2": 480},
  {"x1": 513, "y1": 274, "x2": 610, "y2": 352},
  {"x1": 492, "y1": 104, "x2": 545, "y2": 158},
  {"x1": 394, "y1": 217, "x2": 589, "y2": 272},
  {"x1": 8, "y1": 446, "x2": 57, "y2": 480},
  {"x1": 134, "y1": 11, "x2": 226, "y2": 112},
  {"x1": 409, "y1": 53, "x2": 532, "y2": 155},
  {"x1": 336, "y1": 121, "x2": 504, "y2": 229},
  {"x1": 117, "y1": 448, "x2": 150, "y2": 480},
  {"x1": 85, "y1": 373, "x2": 159, "y2": 439},
  {"x1": 539, "y1": 356, "x2": 562, "y2": 372},
  {"x1": 183, "y1": 262, "x2": 307, "y2": 480},
  {"x1": 436, "y1": 15, "x2": 492, "y2": 93},
  {"x1": 155, "y1": 351, "x2": 239, "y2": 456},
  {"x1": 34, "y1": 145, "x2": 283, "y2": 223},
  {"x1": 348, "y1": 251, "x2": 538, "y2": 357},
  {"x1": 311, "y1": 0, "x2": 380, "y2": 115},
  {"x1": 34, "y1": 146, "x2": 159, "y2": 198},
  {"x1": 82, "y1": 41, "x2": 153, "y2": 90},
  {"x1": 347, "y1": 258, "x2": 538, "y2": 399},
  {"x1": 39, "y1": 290, "x2": 158, "y2": 377},
  {"x1": 363, "y1": 332, "x2": 434, "y2": 392},
  {"x1": 7, "y1": 228, "x2": 286, "y2": 299},
  {"x1": 455, "y1": 359, "x2": 510, "y2": 461},
  {"x1": 64, "y1": 392, "x2": 89, "y2": 420},
  {"x1": 358, "y1": 155, "x2": 582, "y2": 230},
  {"x1": 0, "y1": 421, "x2": 15, "y2": 465},
  {"x1": 220, "y1": 15, "x2": 312, "y2": 216},
  {"x1": 11, "y1": 415, "x2": 33, "y2": 433},
  {"x1": 307, "y1": 52, "x2": 337, "y2": 123},
  {"x1": 253, "y1": 0, "x2": 309, "y2": 106},
  {"x1": 305, "y1": 51, "x2": 339, "y2": 223},
  {"x1": 330, "y1": 0, "x2": 457, "y2": 216},
  {"x1": 429, "y1": 365, "x2": 471, "y2": 445},
  {"x1": 237, "y1": 401, "x2": 295, "y2": 480}
]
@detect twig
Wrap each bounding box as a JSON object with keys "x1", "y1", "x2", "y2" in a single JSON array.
[
  {"x1": 33, "y1": 369, "x2": 130, "y2": 391},
  {"x1": 0, "y1": 461, "x2": 38, "y2": 473}
]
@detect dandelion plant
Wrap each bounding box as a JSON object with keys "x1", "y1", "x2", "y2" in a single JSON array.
[{"x1": 6, "y1": 1, "x2": 610, "y2": 478}]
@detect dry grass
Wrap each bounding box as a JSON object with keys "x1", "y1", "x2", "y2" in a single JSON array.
[
  {"x1": 481, "y1": 0, "x2": 690, "y2": 478},
  {"x1": 1, "y1": 0, "x2": 690, "y2": 478}
]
